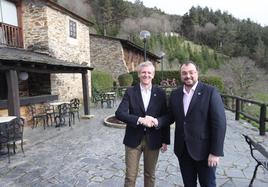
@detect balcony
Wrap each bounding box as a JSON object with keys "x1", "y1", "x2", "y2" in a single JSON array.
[{"x1": 0, "y1": 22, "x2": 23, "y2": 48}]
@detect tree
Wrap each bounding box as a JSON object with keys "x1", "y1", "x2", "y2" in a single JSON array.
[
  {"x1": 219, "y1": 57, "x2": 265, "y2": 97},
  {"x1": 117, "y1": 13, "x2": 171, "y2": 40},
  {"x1": 181, "y1": 12, "x2": 195, "y2": 39},
  {"x1": 253, "y1": 39, "x2": 266, "y2": 63},
  {"x1": 261, "y1": 26, "x2": 268, "y2": 46}
]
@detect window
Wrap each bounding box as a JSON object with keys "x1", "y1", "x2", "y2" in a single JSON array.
[
  {"x1": 0, "y1": 0, "x2": 18, "y2": 26},
  {"x1": 69, "y1": 20, "x2": 77, "y2": 39}
]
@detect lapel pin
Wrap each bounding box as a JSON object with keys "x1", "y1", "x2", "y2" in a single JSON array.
[
  {"x1": 154, "y1": 93, "x2": 157, "y2": 96},
  {"x1": 198, "y1": 92, "x2": 201, "y2": 95}
]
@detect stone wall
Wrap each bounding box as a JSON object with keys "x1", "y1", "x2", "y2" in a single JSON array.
[
  {"x1": 46, "y1": 6, "x2": 91, "y2": 101},
  {"x1": 23, "y1": 0, "x2": 49, "y2": 52},
  {"x1": 22, "y1": 0, "x2": 91, "y2": 102},
  {"x1": 90, "y1": 36, "x2": 128, "y2": 81},
  {"x1": 90, "y1": 35, "x2": 160, "y2": 82}
]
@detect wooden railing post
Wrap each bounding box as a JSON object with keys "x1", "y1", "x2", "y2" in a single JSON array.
[
  {"x1": 232, "y1": 98, "x2": 236, "y2": 111},
  {"x1": 235, "y1": 98, "x2": 240, "y2": 121},
  {"x1": 259, "y1": 104, "x2": 266, "y2": 136}
]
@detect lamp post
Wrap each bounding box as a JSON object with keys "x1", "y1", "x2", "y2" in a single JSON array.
[
  {"x1": 139, "y1": 30, "x2": 150, "y2": 61},
  {"x1": 159, "y1": 51, "x2": 165, "y2": 81}
]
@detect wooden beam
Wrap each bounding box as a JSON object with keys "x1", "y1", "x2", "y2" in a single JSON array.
[
  {"x1": 82, "y1": 71, "x2": 90, "y2": 115},
  {"x1": 5, "y1": 70, "x2": 20, "y2": 116},
  {"x1": 0, "y1": 64, "x2": 86, "y2": 74}
]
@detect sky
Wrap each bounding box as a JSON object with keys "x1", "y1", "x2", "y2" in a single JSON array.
[{"x1": 126, "y1": 0, "x2": 268, "y2": 26}]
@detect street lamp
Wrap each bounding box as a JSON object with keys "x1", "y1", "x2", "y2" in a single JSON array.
[
  {"x1": 139, "y1": 30, "x2": 151, "y2": 61},
  {"x1": 159, "y1": 51, "x2": 165, "y2": 81}
]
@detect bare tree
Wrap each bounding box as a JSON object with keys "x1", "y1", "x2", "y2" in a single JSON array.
[
  {"x1": 204, "y1": 22, "x2": 217, "y2": 33},
  {"x1": 117, "y1": 13, "x2": 171, "y2": 39},
  {"x1": 117, "y1": 18, "x2": 140, "y2": 39},
  {"x1": 58, "y1": 0, "x2": 94, "y2": 19},
  {"x1": 219, "y1": 57, "x2": 265, "y2": 97}
]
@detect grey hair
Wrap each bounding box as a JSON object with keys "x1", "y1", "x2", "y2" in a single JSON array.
[{"x1": 136, "y1": 61, "x2": 155, "y2": 74}]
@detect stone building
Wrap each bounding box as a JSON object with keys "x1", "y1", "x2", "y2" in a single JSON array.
[
  {"x1": 0, "y1": 0, "x2": 93, "y2": 117},
  {"x1": 90, "y1": 34, "x2": 161, "y2": 81}
]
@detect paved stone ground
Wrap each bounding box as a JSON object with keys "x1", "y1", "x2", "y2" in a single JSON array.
[{"x1": 0, "y1": 104, "x2": 267, "y2": 187}]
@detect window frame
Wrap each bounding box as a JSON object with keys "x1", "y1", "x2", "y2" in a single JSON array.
[{"x1": 69, "y1": 19, "x2": 77, "y2": 39}]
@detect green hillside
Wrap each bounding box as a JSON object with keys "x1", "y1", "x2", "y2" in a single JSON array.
[{"x1": 88, "y1": 0, "x2": 268, "y2": 101}]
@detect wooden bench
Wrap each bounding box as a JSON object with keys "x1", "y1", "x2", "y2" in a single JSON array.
[{"x1": 243, "y1": 134, "x2": 268, "y2": 186}]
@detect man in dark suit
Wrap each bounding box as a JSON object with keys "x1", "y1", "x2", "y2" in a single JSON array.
[
  {"x1": 156, "y1": 61, "x2": 226, "y2": 187},
  {"x1": 115, "y1": 61, "x2": 170, "y2": 187}
]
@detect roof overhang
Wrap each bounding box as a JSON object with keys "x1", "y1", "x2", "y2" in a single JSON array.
[{"x1": 0, "y1": 47, "x2": 93, "y2": 74}]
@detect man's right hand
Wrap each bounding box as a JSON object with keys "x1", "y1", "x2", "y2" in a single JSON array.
[{"x1": 138, "y1": 116, "x2": 158, "y2": 127}]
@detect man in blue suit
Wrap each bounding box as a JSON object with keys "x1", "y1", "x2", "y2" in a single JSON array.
[
  {"x1": 156, "y1": 61, "x2": 226, "y2": 187},
  {"x1": 115, "y1": 61, "x2": 170, "y2": 187}
]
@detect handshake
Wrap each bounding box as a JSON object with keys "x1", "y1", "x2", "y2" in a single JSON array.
[{"x1": 138, "y1": 115, "x2": 158, "y2": 127}]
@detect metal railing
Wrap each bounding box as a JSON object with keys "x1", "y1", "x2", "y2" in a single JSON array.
[
  {"x1": 0, "y1": 22, "x2": 23, "y2": 48},
  {"x1": 221, "y1": 94, "x2": 267, "y2": 136}
]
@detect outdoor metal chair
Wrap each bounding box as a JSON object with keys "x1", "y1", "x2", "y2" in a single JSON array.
[
  {"x1": 10, "y1": 117, "x2": 25, "y2": 155},
  {"x1": 0, "y1": 117, "x2": 24, "y2": 163},
  {"x1": 0, "y1": 119, "x2": 12, "y2": 163},
  {"x1": 70, "y1": 98, "x2": 80, "y2": 124},
  {"x1": 44, "y1": 103, "x2": 57, "y2": 126},
  {"x1": 92, "y1": 89, "x2": 104, "y2": 107},
  {"x1": 27, "y1": 105, "x2": 48, "y2": 129},
  {"x1": 55, "y1": 103, "x2": 72, "y2": 128}
]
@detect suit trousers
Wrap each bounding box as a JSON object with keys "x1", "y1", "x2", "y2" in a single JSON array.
[
  {"x1": 124, "y1": 136, "x2": 160, "y2": 187},
  {"x1": 178, "y1": 145, "x2": 216, "y2": 187}
]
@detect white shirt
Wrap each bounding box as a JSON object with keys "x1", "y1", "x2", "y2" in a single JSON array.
[
  {"x1": 183, "y1": 81, "x2": 198, "y2": 116},
  {"x1": 140, "y1": 84, "x2": 152, "y2": 111}
]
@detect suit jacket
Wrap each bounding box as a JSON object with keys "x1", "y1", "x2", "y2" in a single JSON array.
[
  {"x1": 158, "y1": 82, "x2": 226, "y2": 160},
  {"x1": 115, "y1": 84, "x2": 170, "y2": 150}
]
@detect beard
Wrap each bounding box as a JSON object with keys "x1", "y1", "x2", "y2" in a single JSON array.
[{"x1": 183, "y1": 78, "x2": 196, "y2": 87}]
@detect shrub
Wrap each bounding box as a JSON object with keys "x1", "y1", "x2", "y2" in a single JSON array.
[
  {"x1": 200, "y1": 76, "x2": 224, "y2": 92},
  {"x1": 118, "y1": 73, "x2": 133, "y2": 86},
  {"x1": 91, "y1": 70, "x2": 113, "y2": 91},
  {"x1": 128, "y1": 71, "x2": 224, "y2": 93},
  {"x1": 129, "y1": 72, "x2": 138, "y2": 85}
]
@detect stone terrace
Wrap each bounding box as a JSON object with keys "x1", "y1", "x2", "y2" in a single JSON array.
[{"x1": 0, "y1": 105, "x2": 267, "y2": 187}]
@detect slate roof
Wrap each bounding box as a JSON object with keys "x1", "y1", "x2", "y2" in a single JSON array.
[{"x1": 0, "y1": 47, "x2": 93, "y2": 71}]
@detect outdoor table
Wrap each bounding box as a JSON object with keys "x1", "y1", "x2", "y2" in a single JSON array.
[
  {"x1": 0, "y1": 116, "x2": 17, "y2": 124},
  {"x1": 49, "y1": 101, "x2": 71, "y2": 114},
  {"x1": 49, "y1": 101, "x2": 70, "y2": 106}
]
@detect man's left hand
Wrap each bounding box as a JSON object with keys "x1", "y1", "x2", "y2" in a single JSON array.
[{"x1": 208, "y1": 154, "x2": 219, "y2": 167}]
